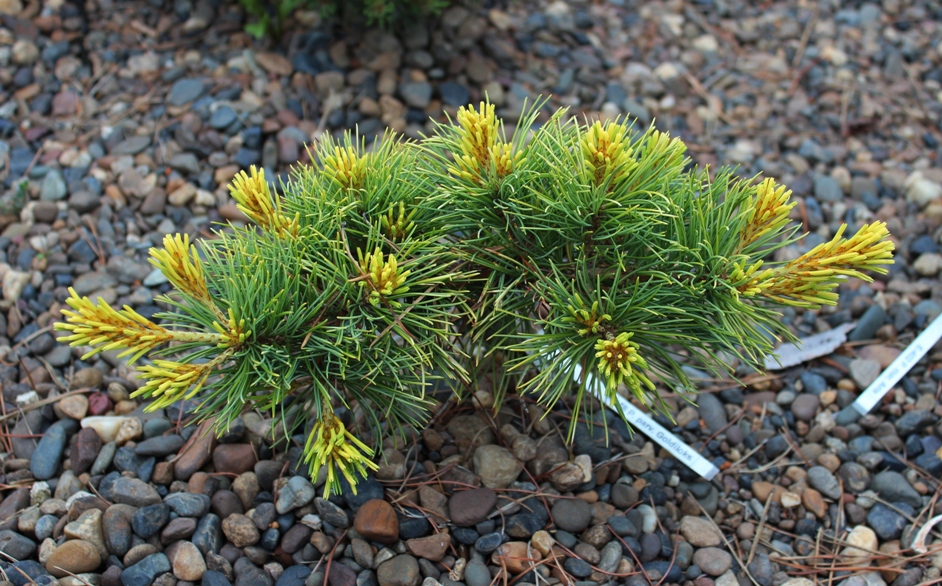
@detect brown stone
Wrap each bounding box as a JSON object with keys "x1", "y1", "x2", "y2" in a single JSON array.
[
  {"x1": 878, "y1": 541, "x2": 902, "y2": 583},
  {"x1": 354, "y1": 499, "x2": 399, "y2": 545},
  {"x1": 417, "y1": 486, "x2": 449, "y2": 524},
  {"x1": 405, "y1": 533, "x2": 451, "y2": 561},
  {"x1": 859, "y1": 345, "x2": 902, "y2": 369},
  {"x1": 175, "y1": 420, "x2": 217, "y2": 480},
  {"x1": 447, "y1": 414, "x2": 495, "y2": 449},
  {"x1": 161, "y1": 517, "x2": 197, "y2": 544},
  {"x1": 139, "y1": 189, "x2": 166, "y2": 215},
  {"x1": 678, "y1": 516, "x2": 722, "y2": 547},
  {"x1": 281, "y1": 523, "x2": 313, "y2": 554},
  {"x1": 743, "y1": 392, "x2": 777, "y2": 412},
  {"x1": 802, "y1": 488, "x2": 827, "y2": 518},
  {"x1": 71, "y1": 368, "x2": 103, "y2": 389},
  {"x1": 166, "y1": 539, "x2": 206, "y2": 581},
  {"x1": 58, "y1": 394, "x2": 89, "y2": 419},
  {"x1": 212, "y1": 443, "x2": 257, "y2": 475},
  {"x1": 211, "y1": 490, "x2": 244, "y2": 520},
  {"x1": 492, "y1": 541, "x2": 541, "y2": 574},
  {"x1": 188, "y1": 471, "x2": 211, "y2": 495},
  {"x1": 0, "y1": 489, "x2": 29, "y2": 531},
  {"x1": 45, "y1": 539, "x2": 101, "y2": 577},
  {"x1": 751, "y1": 481, "x2": 786, "y2": 504},
  {"x1": 152, "y1": 462, "x2": 174, "y2": 485},
  {"x1": 449, "y1": 487, "x2": 497, "y2": 527},
  {"x1": 256, "y1": 52, "x2": 293, "y2": 76},
  {"x1": 377, "y1": 554, "x2": 420, "y2": 586},
  {"x1": 221, "y1": 514, "x2": 259, "y2": 548}
]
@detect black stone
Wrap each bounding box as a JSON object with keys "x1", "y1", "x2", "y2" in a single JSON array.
[
  {"x1": 474, "y1": 532, "x2": 503, "y2": 554},
  {"x1": 505, "y1": 513, "x2": 544, "y2": 538},
  {"x1": 112, "y1": 447, "x2": 146, "y2": 473},
  {"x1": 235, "y1": 565, "x2": 273, "y2": 586},
  {"x1": 165, "y1": 492, "x2": 211, "y2": 517},
  {"x1": 453, "y1": 527, "x2": 478, "y2": 545},
  {"x1": 132, "y1": 504, "x2": 169, "y2": 538},
  {"x1": 564, "y1": 558, "x2": 592, "y2": 578},
  {"x1": 641, "y1": 561, "x2": 682, "y2": 583},
  {"x1": 260, "y1": 527, "x2": 280, "y2": 551},
  {"x1": 193, "y1": 514, "x2": 223, "y2": 556},
  {"x1": 203, "y1": 570, "x2": 233, "y2": 586},
  {"x1": 607, "y1": 516, "x2": 638, "y2": 538},
  {"x1": 30, "y1": 420, "x2": 75, "y2": 480},
  {"x1": 340, "y1": 474, "x2": 384, "y2": 511},
  {"x1": 134, "y1": 435, "x2": 184, "y2": 457},
  {"x1": 7, "y1": 560, "x2": 49, "y2": 586},
  {"x1": 398, "y1": 513, "x2": 431, "y2": 540},
  {"x1": 120, "y1": 553, "x2": 171, "y2": 586},
  {"x1": 276, "y1": 564, "x2": 312, "y2": 586},
  {"x1": 915, "y1": 452, "x2": 942, "y2": 475},
  {"x1": 867, "y1": 503, "x2": 909, "y2": 541}
]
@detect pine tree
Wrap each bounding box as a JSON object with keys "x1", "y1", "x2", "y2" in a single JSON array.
[{"x1": 56, "y1": 100, "x2": 894, "y2": 496}]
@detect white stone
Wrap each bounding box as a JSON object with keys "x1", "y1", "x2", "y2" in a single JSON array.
[
  {"x1": 692, "y1": 35, "x2": 719, "y2": 52},
  {"x1": 822, "y1": 46, "x2": 848, "y2": 66},
  {"x1": 30, "y1": 482, "x2": 51, "y2": 505},
  {"x1": 781, "y1": 579, "x2": 814, "y2": 586},
  {"x1": 15, "y1": 391, "x2": 39, "y2": 407},
  {"x1": 574, "y1": 454, "x2": 593, "y2": 483},
  {"x1": 844, "y1": 525, "x2": 878, "y2": 561},
  {"x1": 65, "y1": 491, "x2": 98, "y2": 509},
  {"x1": 637, "y1": 504, "x2": 657, "y2": 533},
  {"x1": 914, "y1": 253, "x2": 942, "y2": 277},
  {"x1": 38, "y1": 538, "x2": 56, "y2": 565},
  {"x1": 115, "y1": 417, "x2": 143, "y2": 444},
  {"x1": 11, "y1": 39, "x2": 38, "y2": 65},
  {"x1": 300, "y1": 514, "x2": 322, "y2": 530},
  {"x1": 472, "y1": 390, "x2": 493, "y2": 408},
  {"x1": 127, "y1": 52, "x2": 159, "y2": 75},
  {"x1": 906, "y1": 172, "x2": 942, "y2": 207},
  {"x1": 781, "y1": 492, "x2": 801, "y2": 508},
  {"x1": 168, "y1": 183, "x2": 197, "y2": 206},
  {"x1": 194, "y1": 189, "x2": 216, "y2": 207},
  {"x1": 81, "y1": 416, "x2": 130, "y2": 443},
  {"x1": 2, "y1": 268, "x2": 30, "y2": 302},
  {"x1": 654, "y1": 61, "x2": 680, "y2": 80}
]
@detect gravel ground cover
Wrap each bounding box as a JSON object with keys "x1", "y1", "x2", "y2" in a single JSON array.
[{"x1": 0, "y1": 0, "x2": 942, "y2": 585}]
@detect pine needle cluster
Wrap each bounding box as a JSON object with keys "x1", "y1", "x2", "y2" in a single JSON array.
[{"x1": 55, "y1": 100, "x2": 894, "y2": 494}]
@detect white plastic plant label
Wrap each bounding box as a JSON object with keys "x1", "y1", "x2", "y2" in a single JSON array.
[
  {"x1": 571, "y1": 359, "x2": 722, "y2": 480},
  {"x1": 852, "y1": 311, "x2": 942, "y2": 415},
  {"x1": 606, "y1": 391, "x2": 722, "y2": 480}
]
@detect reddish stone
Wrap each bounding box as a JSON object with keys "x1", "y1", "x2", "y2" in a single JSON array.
[
  {"x1": 174, "y1": 420, "x2": 216, "y2": 480},
  {"x1": 70, "y1": 427, "x2": 102, "y2": 475},
  {"x1": 52, "y1": 90, "x2": 79, "y2": 116},
  {"x1": 353, "y1": 499, "x2": 399, "y2": 545},
  {"x1": 87, "y1": 392, "x2": 113, "y2": 416},
  {"x1": 212, "y1": 444, "x2": 257, "y2": 475},
  {"x1": 328, "y1": 560, "x2": 356, "y2": 586},
  {"x1": 406, "y1": 533, "x2": 451, "y2": 561}
]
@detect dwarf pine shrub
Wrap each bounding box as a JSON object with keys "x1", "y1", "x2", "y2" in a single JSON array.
[{"x1": 56, "y1": 100, "x2": 895, "y2": 496}]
